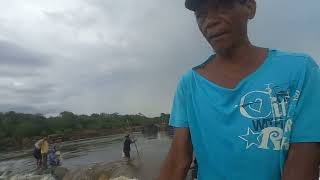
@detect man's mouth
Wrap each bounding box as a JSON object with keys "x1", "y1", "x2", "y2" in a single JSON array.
[{"x1": 208, "y1": 31, "x2": 229, "y2": 40}]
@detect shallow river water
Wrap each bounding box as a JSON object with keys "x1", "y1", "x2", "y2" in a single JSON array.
[{"x1": 0, "y1": 131, "x2": 184, "y2": 180}]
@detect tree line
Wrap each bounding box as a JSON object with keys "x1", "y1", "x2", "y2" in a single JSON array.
[{"x1": 0, "y1": 111, "x2": 170, "y2": 150}]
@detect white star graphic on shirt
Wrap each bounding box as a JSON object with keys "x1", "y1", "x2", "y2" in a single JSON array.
[{"x1": 239, "y1": 128, "x2": 262, "y2": 149}]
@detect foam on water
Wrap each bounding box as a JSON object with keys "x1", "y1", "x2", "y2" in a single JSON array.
[
  {"x1": 110, "y1": 176, "x2": 138, "y2": 180},
  {"x1": 3, "y1": 174, "x2": 55, "y2": 180}
]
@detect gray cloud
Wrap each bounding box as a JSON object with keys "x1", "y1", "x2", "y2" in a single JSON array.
[
  {"x1": 43, "y1": 9, "x2": 98, "y2": 29},
  {"x1": 0, "y1": 104, "x2": 38, "y2": 114},
  {"x1": 0, "y1": 41, "x2": 50, "y2": 67},
  {"x1": 0, "y1": 67, "x2": 39, "y2": 78}
]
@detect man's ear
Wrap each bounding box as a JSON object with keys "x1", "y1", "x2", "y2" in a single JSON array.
[{"x1": 245, "y1": 0, "x2": 256, "y2": 20}]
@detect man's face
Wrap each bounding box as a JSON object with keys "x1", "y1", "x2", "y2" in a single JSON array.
[{"x1": 195, "y1": 0, "x2": 254, "y2": 52}]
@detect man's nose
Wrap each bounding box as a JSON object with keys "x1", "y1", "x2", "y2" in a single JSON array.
[{"x1": 202, "y1": 16, "x2": 220, "y2": 33}]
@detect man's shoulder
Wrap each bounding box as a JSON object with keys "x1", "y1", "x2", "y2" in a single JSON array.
[
  {"x1": 175, "y1": 69, "x2": 194, "y2": 88},
  {"x1": 180, "y1": 69, "x2": 194, "y2": 81},
  {"x1": 269, "y1": 49, "x2": 318, "y2": 72},
  {"x1": 271, "y1": 49, "x2": 315, "y2": 64}
]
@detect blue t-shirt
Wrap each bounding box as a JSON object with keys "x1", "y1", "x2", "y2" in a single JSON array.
[{"x1": 169, "y1": 49, "x2": 320, "y2": 180}]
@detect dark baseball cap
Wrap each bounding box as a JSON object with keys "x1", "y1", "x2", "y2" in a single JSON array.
[
  {"x1": 185, "y1": 0, "x2": 247, "y2": 11},
  {"x1": 185, "y1": 0, "x2": 202, "y2": 11}
]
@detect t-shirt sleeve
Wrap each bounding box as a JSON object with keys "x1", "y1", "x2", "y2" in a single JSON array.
[
  {"x1": 290, "y1": 56, "x2": 320, "y2": 143},
  {"x1": 169, "y1": 76, "x2": 189, "y2": 128}
]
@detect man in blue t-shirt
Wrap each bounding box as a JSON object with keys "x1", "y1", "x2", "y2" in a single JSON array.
[{"x1": 158, "y1": 0, "x2": 320, "y2": 179}]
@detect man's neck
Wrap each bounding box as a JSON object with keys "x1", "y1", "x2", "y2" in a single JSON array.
[
  {"x1": 208, "y1": 41, "x2": 269, "y2": 77},
  {"x1": 197, "y1": 41, "x2": 268, "y2": 89},
  {"x1": 215, "y1": 41, "x2": 257, "y2": 64}
]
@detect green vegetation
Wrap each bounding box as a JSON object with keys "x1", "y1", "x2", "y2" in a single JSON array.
[{"x1": 0, "y1": 111, "x2": 170, "y2": 151}]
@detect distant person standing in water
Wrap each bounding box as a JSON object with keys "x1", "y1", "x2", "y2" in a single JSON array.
[
  {"x1": 33, "y1": 138, "x2": 44, "y2": 168},
  {"x1": 40, "y1": 136, "x2": 49, "y2": 169},
  {"x1": 123, "y1": 134, "x2": 136, "y2": 160},
  {"x1": 48, "y1": 145, "x2": 62, "y2": 166}
]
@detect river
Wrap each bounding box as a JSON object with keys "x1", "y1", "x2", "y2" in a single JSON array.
[{"x1": 0, "y1": 131, "x2": 188, "y2": 180}]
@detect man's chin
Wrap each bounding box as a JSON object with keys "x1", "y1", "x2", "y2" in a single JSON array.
[{"x1": 210, "y1": 42, "x2": 234, "y2": 54}]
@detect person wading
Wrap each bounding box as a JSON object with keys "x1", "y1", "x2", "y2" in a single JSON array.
[
  {"x1": 123, "y1": 134, "x2": 136, "y2": 160},
  {"x1": 33, "y1": 138, "x2": 44, "y2": 168},
  {"x1": 40, "y1": 136, "x2": 49, "y2": 169}
]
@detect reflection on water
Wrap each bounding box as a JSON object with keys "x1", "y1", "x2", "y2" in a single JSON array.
[{"x1": 0, "y1": 131, "x2": 173, "y2": 180}]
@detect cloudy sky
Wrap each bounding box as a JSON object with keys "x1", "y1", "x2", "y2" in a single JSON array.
[{"x1": 0, "y1": 0, "x2": 319, "y2": 117}]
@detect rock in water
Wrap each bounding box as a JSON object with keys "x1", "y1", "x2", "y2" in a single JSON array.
[
  {"x1": 63, "y1": 159, "x2": 140, "y2": 180},
  {"x1": 53, "y1": 167, "x2": 69, "y2": 180}
]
